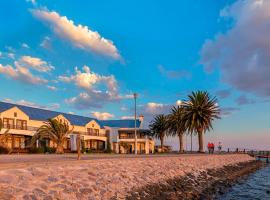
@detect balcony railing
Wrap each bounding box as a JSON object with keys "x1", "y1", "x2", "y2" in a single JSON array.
[
  {"x1": 76, "y1": 131, "x2": 106, "y2": 137},
  {"x1": 119, "y1": 134, "x2": 146, "y2": 139},
  {"x1": 2, "y1": 124, "x2": 38, "y2": 131}
]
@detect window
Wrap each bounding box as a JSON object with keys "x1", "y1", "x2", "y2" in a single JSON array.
[
  {"x1": 3, "y1": 118, "x2": 15, "y2": 129},
  {"x1": 14, "y1": 112, "x2": 17, "y2": 117},
  {"x1": 16, "y1": 119, "x2": 27, "y2": 130}
]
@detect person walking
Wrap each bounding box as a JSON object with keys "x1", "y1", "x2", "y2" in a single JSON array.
[
  {"x1": 218, "y1": 142, "x2": 222, "y2": 153},
  {"x1": 207, "y1": 142, "x2": 212, "y2": 154},
  {"x1": 212, "y1": 143, "x2": 215, "y2": 154}
]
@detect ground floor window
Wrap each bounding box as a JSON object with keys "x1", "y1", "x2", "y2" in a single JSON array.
[
  {"x1": 84, "y1": 140, "x2": 105, "y2": 151},
  {"x1": 3, "y1": 135, "x2": 30, "y2": 149},
  {"x1": 118, "y1": 142, "x2": 146, "y2": 154}
]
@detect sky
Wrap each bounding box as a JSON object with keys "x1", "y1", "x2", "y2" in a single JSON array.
[{"x1": 0, "y1": 0, "x2": 269, "y2": 150}]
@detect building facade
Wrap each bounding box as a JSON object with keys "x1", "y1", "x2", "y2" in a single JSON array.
[{"x1": 0, "y1": 101, "x2": 154, "y2": 154}]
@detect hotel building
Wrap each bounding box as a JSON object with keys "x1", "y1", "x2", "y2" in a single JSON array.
[{"x1": 0, "y1": 101, "x2": 154, "y2": 154}]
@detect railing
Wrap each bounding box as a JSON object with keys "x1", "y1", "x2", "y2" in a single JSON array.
[
  {"x1": 119, "y1": 134, "x2": 146, "y2": 139},
  {"x1": 2, "y1": 124, "x2": 38, "y2": 131},
  {"x1": 79, "y1": 131, "x2": 106, "y2": 137}
]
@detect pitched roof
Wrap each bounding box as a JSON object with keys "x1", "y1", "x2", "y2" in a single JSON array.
[
  {"x1": 0, "y1": 101, "x2": 99, "y2": 126},
  {"x1": 0, "y1": 101, "x2": 141, "y2": 129},
  {"x1": 101, "y1": 119, "x2": 141, "y2": 129}
]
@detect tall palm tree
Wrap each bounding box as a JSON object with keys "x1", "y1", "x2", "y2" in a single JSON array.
[
  {"x1": 149, "y1": 114, "x2": 168, "y2": 152},
  {"x1": 32, "y1": 118, "x2": 73, "y2": 154},
  {"x1": 168, "y1": 106, "x2": 186, "y2": 153},
  {"x1": 183, "y1": 91, "x2": 220, "y2": 153}
]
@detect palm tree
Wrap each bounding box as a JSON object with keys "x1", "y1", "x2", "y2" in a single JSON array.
[
  {"x1": 32, "y1": 118, "x2": 73, "y2": 154},
  {"x1": 149, "y1": 114, "x2": 168, "y2": 152},
  {"x1": 168, "y1": 106, "x2": 186, "y2": 153},
  {"x1": 0, "y1": 119, "x2": 11, "y2": 151},
  {"x1": 183, "y1": 91, "x2": 220, "y2": 153}
]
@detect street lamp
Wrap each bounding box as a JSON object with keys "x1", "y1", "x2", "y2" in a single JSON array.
[{"x1": 133, "y1": 93, "x2": 138, "y2": 155}]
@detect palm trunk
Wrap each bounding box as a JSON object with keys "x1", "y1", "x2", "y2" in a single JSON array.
[
  {"x1": 198, "y1": 131, "x2": 204, "y2": 153},
  {"x1": 191, "y1": 134, "x2": 193, "y2": 152},
  {"x1": 56, "y1": 144, "x2": 64, "y2": 154},
  {"x1": 178, "y1": 132, "x2": 184, "y2": 153},
  {"x1": 160, "y1": 135, "x2": 164, "y2": 152}
]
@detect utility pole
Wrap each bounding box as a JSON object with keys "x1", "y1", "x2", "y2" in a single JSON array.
[{"x1": 134, "y1": 93, "x2": 138, "y2": 155}]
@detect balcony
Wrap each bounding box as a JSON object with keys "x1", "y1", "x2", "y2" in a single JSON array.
[
  {"x1": 74, "y1": 131, "x2": 106, "y2": 137},
  {"x1": 119, "y1": 134, "x2": 146, "y2": 139},
  {"x1": 2, "y1": 124, "x2": 38, "y2": 131}
]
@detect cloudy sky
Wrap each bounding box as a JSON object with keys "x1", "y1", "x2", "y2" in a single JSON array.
[{"x1": 0, "y1": 0, "x2": 269, "y2": 150}]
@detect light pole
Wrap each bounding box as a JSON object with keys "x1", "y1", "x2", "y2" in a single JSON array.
[{"x1": 134, "y1": 93, "x2": 138, "y2": 155}]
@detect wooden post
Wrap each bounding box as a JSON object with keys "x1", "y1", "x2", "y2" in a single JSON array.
[{"x1": 77, "y1": 134, "x2": 81, "y2": 160}]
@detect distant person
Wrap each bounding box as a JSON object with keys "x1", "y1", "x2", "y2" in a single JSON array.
[
  {"x1": 218, "y1": 142, "x2": 222, "y2": 153},
  {"x1": 211, "y1": 143, "x2": 215, "y2": 154},
  {"x1": 207, "y1": 142, "x2": 211, "y2": 154}
]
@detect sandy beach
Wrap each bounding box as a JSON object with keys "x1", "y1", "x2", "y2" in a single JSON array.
[{"x1": 0, "y1": 154, "x2": 255, "y2": 200}]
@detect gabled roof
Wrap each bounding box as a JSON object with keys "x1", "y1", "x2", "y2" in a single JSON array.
[
  {"x1": 101, "y1": 119, "x2": 141, "y2": 129},
  {"x1": 0, "y1": 101, "x2": 100, "y2": 126},
  {"x1": 0, "y1": 101, "x2": 143, "y2": 129}
]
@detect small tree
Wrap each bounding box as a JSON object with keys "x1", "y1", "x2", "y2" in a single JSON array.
[
  {"x1": 0, "y1": 119, "x2": 11, "y2": 153},
  {"x1": 32, "y1": 118, "x2": 73, "y2": 154},
  {"x1": 168, "y1": 106, "x2": 186, "y2": 153},
  {"x1": 149, "y1": 114, "x2": 168, "y2": 152}
]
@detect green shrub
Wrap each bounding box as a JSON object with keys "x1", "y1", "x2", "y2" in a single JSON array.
[
  {"x1": 28, "y1": 147, "x2": 45, "y2": 154},
  {"x1": 85, "y1": 148, "x2": 92, "y2": 153},
  {"x1": 105, "y1": 142, "x2": 112, "y2": 153},
  {"x1": 45, "y1": 147, "x2": 56, "y2": 154},
  {"x1": 0, "y1": 146, "x2": 9, "y2": 154}
]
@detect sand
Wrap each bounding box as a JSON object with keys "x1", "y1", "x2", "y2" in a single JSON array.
[{"x1": 0, "y1": 154, "x2": 254, "y2": 200}]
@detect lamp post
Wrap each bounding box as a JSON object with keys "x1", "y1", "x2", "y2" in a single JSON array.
[{"x1": 134, "y1": 93, "x2": 138, "y2": 155}]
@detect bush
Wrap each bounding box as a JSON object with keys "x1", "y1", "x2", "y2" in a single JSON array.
[
  {"x1": 28, "y1": 147, "x2": 45, "y2": 154},
  {"x1": 45, "y1": 147, "x2": 56, "y2": 154},
  {"x1": 0, "y1": 146, "x2": 9, "y2": 154},
  {"x1": 105, "y1": 142, "x2": 112, "y2": 153},
  {"x1": 85, "y1": 148, "x2": 92, "y2": 153}
]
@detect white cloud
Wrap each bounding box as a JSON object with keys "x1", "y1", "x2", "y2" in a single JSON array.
[
  {"x1": 158, "y1": 65, "x2": 191, "y2": 79},
  {"x1": 0, "y1": 63, "x2": 47, "y2": 85},
  {"x1": 18, "y1": 56, "x2": 54, "y2": 72},
  {"x1": 91, "y1": 111, "x2": 114, "y2": 120},
  {"x1": 59, "y1": 66, "x2": 101, "y2": 90},
  {"x1": 146, "y1": 102, "x2": 166, "y2": 113},
  {"x1": 31, "y1": 9, "x2": 121, "y2": 59},
  {"x1": 7, "y1": 53, "x2": 15, "y2": 60},
  {"x1": 60, "y1": 66, "x2": 132, "y2": 109},
  {"x1": 21, "y1": 43, "x2": 30, "y2": 49},
  {"x1": 3, "y1": 98, "x2": 60, "y2": 110},
  {"x1": 47, "y1": 85, "x2": 57, "y2": 91},
  {"x1": 40, "y1": 36, "x2": 51, "y2": 49},
  {"x1": 26, "y1": 0, "x2": 36, "y2": 5},
  {"x1": 65, "y1": 91, "x2": 117, "y2": 109},
  {"x1": 121, "y1": 116, "x2": 134, "y2": 120},
  {"x1": 200, "y1": 0, "x2": 270, "y2": 97}
]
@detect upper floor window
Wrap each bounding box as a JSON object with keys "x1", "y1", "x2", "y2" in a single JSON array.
[
  {"x1": 14, "y1": 112, "x2": 17, "y2": 117},
  {"x1": 16, "y1": 119, "x2": 27, "y2": 130},
  {"x1": 3, "y1": 118, "x2": 15, "y2": 129}
]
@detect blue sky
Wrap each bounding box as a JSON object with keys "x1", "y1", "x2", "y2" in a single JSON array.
[{"x1": 0, "y1": 0, "x2": 269, "y2": 149}]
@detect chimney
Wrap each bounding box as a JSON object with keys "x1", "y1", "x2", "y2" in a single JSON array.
[{"x1": 139, "y1": 114, "x2": 144, "y2": 128}]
